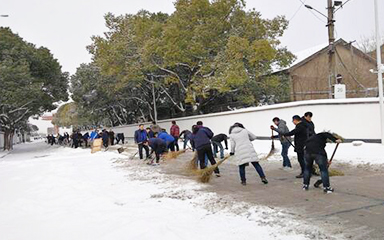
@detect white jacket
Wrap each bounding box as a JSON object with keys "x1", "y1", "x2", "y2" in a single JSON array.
[{"x1": 229, "y1": 127, "x2": 259, "y2": 166}]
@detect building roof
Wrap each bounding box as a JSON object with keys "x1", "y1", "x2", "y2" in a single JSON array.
[{"x1": 274, "y1": 39, "x2": 376, "y2": 73}]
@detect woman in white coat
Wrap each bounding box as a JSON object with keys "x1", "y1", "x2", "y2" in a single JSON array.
[{"x1": 229, "y1": 123, "x2": 268, "y2": 185}]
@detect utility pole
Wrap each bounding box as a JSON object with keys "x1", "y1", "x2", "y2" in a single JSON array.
[
  {"x1": 374, "y1": 0, "x2": 384, "y2": 144},
  {"x1": 151, "y1": 76, "x2": 158, "y2": 123},
  {"x1": 327, "y1": 0, "x2": 336, "y2": 99}
]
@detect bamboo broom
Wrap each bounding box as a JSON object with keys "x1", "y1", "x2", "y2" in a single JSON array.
[
  {"x1": 197, "y1": 155, "x2": 231, "y2": 183},
  {"x1": 262, "y1": 129, "x2": 278, "y2": 160},
  {"x1": 163, "y1": 149, "x2": 188, "y2": 160}
]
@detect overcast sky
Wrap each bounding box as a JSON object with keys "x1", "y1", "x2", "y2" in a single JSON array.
[{"x1": 1, "y1": 0, "x2": 383, "y2": 74}]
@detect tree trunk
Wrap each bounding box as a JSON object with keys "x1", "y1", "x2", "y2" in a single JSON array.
[{"x1": 3, "y1": 129, "x2": 14, "y2": 151}]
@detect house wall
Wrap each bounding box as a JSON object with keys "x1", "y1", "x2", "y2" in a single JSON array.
[
  {"x1": 290, "y1": 44, "x2": 378, "y2": 101},
  {"x1": 109, "y1": 98, "x2": 384, "y2": 142}
]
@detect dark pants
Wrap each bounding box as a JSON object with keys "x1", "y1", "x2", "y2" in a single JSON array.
[
  {"x1": 197, "y1": 144, "x2": 219, "y2": 174},
  {"x1": 73, "y1": 139, "x2": 79, "y2": 148},
  {"x1": 296, "y1": 150, "x2": 305, "y2": 174},
  {"x1": 173, "y1": 137, "x2": 180, "y2": 151},
  {"x1": 110, "y1": 137, "x2": 114, "y2": 145},
  {"x1": 103, "y1": 139, "x2": 108, "y2": 148},
  {"x1": 154, "y1": 144, "x2": 166, "y2": 163},
  {"x1": 116, "y1": 137, "x2": 125, "y2": 144},
  {"x1": 167, "y1": 141, "x2": 175, "y2": 152},
  {"x1": 304, "y1": 153, "x2": 330, "y2": 188},
  {"x1": 212, "y1": 141, "x2": 224, "y2": 159},
  {"x1": 183, "y1": 137, "x2": 190, "y2": 149},
  {"x1": 239, "y1": 162, "x2": 265, "y2": 183},
  {"x1": 138, "y1": 144, "x2": 149, "y2": 159},
  {"x1": 281, "y1": 142, "x2": 291, "y2": 167}
]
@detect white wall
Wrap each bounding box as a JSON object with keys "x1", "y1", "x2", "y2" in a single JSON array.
[{"x1": 110, "y1": 98, "x2": 382, "y2": 141}]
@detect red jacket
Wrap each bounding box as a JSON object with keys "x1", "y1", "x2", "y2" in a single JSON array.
[{"x1": 170, "y1": 125, "x2": 180, "y2": 137}]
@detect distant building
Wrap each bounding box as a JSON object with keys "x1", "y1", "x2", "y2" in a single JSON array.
[{"x1": 275, "y1": 39, "x2": 379, "y2": 101}]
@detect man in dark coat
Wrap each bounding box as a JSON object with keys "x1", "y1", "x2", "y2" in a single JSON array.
[
  {"x1": 148, "y1": 138, "x2": 167, "y2": 164},
  {"x1": 190, "y1": 122, "x2": 220, "y2": 176},
  {"x1": 303, "y1": 132, "x2": 341, "y2": 193},
  {"x1": 283, "y1": 115, "x2": 308, "y2": 178},
  {"x1": 83, "y1": 132, "x2": 89, "y2": 147},
  {"x1": 102, "y1": 130, "x2": 109, "y2": 148},
  {"x1": 211, "y1": 133, "x2": 228, "y2": 159},
  {"x1": 302, "y1": 112, "x2": 315, "y2": 138},
  {"x1": 109, "y1": 130, "x2": 115, "y2": 146},
  {"x1": 116, "y1": 133, "x2": 125, "y2": 144},
  {"x1": 134, "y1": 124, "x2": 149, "y2": 160}
]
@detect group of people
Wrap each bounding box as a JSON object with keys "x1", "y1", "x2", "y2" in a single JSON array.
[
  {"x1": 47, "y1": 129, "x2": 125, "y2": 149},
  {"x1": 271, "y1": 112, "x2": 341, "y2": 193},
  {"x1": 134, "y1": 121, "x2": 181, "y2": 163},
  {"x1": 135, "y1": 111, "x2": 340, "y2": 194}
]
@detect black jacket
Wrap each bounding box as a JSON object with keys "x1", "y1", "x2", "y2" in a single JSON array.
[
  {"x1": 305, "y1": 132, "x2": 337, "y2": 156},
  {"x1": 148, "y1": 138, "x2": 166, "y2": 154},
  {"x1": 302, "y1": 117, "x2": 315, "y2": 138},
  {"x1": 211, "y1": 134, "x2": 228, "y2": 149},
  {"x1": 284, "y1": 122, "x2": 307, "y2": 152}
]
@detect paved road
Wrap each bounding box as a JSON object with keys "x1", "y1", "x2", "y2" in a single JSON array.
[{"x1": 159, "y1": 151, "x2": 384, "y2": 240}]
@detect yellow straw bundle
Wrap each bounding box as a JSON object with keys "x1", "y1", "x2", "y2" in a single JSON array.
[
  {"x1": 197, "y1": 155, "x2": 231, "y2": 183},
  {"x1": 163, "y1": 149, "x2": 188, "y2": 160}
]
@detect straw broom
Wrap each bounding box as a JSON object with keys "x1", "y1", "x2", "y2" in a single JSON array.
[
  {"x1": 163, "y1": 149, "x2": 188, "y2": 160},
  {"x1": 197, "y1": 155, "x2": 231, "y2": 183},
  {"x1": 187, "y1": 152, "x2": 199, "y2": 172},
  {"x1": 262, "y1": 129, "x2": 278, "y2": 160}
]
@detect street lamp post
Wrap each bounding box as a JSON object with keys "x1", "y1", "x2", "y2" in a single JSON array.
[{"x1": 374, "y1": 0, "x2": 384, "y2": 144}]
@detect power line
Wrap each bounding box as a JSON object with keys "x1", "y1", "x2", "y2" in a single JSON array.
[
  {"x1": 334, "y1": 0, "x2": 353, "y2": 13},
  {"x1": 289, "y1": 0, "x2": 308, "y2": 22},
  {"x1": 299, "y1": 0, "x2": 327, "y2": 24}
]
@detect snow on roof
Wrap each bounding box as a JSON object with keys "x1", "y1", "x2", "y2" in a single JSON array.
[
  {"x1": 290, "y1": 42, "x2": 329, "y2": 67},
  {"x1": 273, "y1": 42, "x2": 329, "y2": 73}
]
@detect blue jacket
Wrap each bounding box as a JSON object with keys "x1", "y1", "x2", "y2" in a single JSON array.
[
  {"x1": 158, "y1": 132, "x2": 175, "y2": 143},
  {"x1": 90, "y1": 131, "x2": 98, "y2": 140},
  {"x1": 134, "y1": 129, "x2": 148, "y2": 143},
  {"x1": 190, "y1": 126, "x2": 213, "y2": 150}
]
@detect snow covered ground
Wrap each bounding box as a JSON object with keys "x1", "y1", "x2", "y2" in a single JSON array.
[
  {"x1": 0, "y1": 142, "x2": 321, "y2": 240},
  {"x1": 1, "y1": 140, "x2": 383, "y2": 240}
]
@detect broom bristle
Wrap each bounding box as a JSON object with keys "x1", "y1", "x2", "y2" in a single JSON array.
[
  {"x1": 197, "y1": 156, "x2": 230, "y2": 183},
  {"x1": 314, "y1": 165, "x2": 345, "y2": 176},
  {"x1": 163, "y1": 149, "x2": 187, "y2": 160},
  {"x1": 186, "y1": 152, "x2": 198, "y2": 172},
  {"x1": 329, "y1": 168, "x2": 345, "y2": 176}
]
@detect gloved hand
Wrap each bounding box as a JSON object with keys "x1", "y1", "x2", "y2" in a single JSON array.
[{"x1": 230, "y1": 152, "x2": 235, "y2": 156}]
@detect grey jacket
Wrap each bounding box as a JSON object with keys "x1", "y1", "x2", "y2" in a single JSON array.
[{"x1": 273, "y1": 120, "x2": 292, "y2": 143}]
